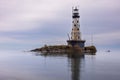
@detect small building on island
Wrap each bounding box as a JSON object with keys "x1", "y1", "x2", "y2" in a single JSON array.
[{"x1": 67, "y1": 7, "x2": 85, "y2": 48}]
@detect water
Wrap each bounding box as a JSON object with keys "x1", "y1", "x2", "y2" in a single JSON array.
[{"x1": 0, "y1": 50, "x2": 120, "y2": 80}]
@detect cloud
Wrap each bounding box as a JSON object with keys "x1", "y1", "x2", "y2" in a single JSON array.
[
  {"x1": 0, "y1": 0, "x2": 120, "y2": 32},
  {"x1": 94, "y1": 31, "x2": 120, "y2": 45},
  {"x1": 84, "y1": 31, "x2": 120, "y2": 46},
  {"x1": 0, "y1": 0, "x2": 73, "y2": 31},
  {"x1": 0, "y1": 31, "x2": 67, "y2": 45}
]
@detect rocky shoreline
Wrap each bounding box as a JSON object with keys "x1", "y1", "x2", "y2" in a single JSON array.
[{"x1": 31, "y1": 45, "x2": 97, "y2": 55}]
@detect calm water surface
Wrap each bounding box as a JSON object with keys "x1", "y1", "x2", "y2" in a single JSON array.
[{"x1": 0, "y1": 50, "x2": 120, "y2": 80}]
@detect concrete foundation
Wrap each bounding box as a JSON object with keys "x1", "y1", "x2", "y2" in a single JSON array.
[{"x1": 67, "y1": 40, "x2": 85, "y2": 48}]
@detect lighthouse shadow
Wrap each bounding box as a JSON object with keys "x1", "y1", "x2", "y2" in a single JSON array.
[
  {"x1": 34, "y1": 52, "x2": 84, "y2": 80},
  {"x1": 34, "y1": 51, "x2": 85, "y2": 58},
  {"x1": 68, "y1": 53, "x2": 84, "y2": 80}
]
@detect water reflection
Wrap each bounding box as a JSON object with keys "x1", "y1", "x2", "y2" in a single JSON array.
[
  {"x1": 34, "y1": 52, "x2": 84, "y2": 80},
  {"x1": 68, "y1": 54, "x2": 83, "y2": 80}
]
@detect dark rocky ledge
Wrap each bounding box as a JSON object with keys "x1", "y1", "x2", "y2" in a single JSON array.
[{"x1": 31, "y1": 45, "x2": 97, "y2": 55}]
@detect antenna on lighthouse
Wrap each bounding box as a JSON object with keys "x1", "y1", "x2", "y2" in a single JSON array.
[
  {"x1": 67, "y1": 33, "x2": 70, "y2": 40},
  {"x1": 91, "y1": 35, "x2": 93, "y2": 46}
]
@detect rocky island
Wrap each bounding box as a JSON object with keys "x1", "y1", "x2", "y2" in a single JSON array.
[{"x1": 31, "y1": 45, "x2": 97, "y2": 55}]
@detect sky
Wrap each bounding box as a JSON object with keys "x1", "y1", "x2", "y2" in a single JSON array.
[{"x1": 0, "y1": 0, "x2": 120, "y2": 51}]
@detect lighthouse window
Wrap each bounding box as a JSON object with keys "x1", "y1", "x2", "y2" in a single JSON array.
[
  {"x1": 74, "y1": 24, "x2": 76, "y2": 26},
  {"x1": 77, "y1": 20, "x2": 79, "y2": 23},
  {"x1": 77, "y1": 28, "x2": 79, "y2": 30}
]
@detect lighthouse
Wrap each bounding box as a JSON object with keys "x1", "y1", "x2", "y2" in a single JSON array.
[{"x1": 67, "y1": 7, "x2": 85, "y2": 48}]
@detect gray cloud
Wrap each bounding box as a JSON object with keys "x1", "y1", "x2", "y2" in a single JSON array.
[{"x1": 0, "y1": 0, "x2": 72, "y2": 31}]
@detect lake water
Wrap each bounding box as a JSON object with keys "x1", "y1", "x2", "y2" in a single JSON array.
[{"x1": 0, "y1": 49, "x2": 120, "y2": 80}]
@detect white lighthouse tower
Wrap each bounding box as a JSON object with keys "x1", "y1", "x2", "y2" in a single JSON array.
[
  {"x1": 71, "y1": 7, "x2": 81, "y2": 40},
  {"x1": 67, "y1": 7, "x2": 85, "y2": 48}
]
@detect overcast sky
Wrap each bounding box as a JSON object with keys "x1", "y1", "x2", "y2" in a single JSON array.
[{"x1": 0, "y1": 0, "x2": 120, "y2": 50}]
